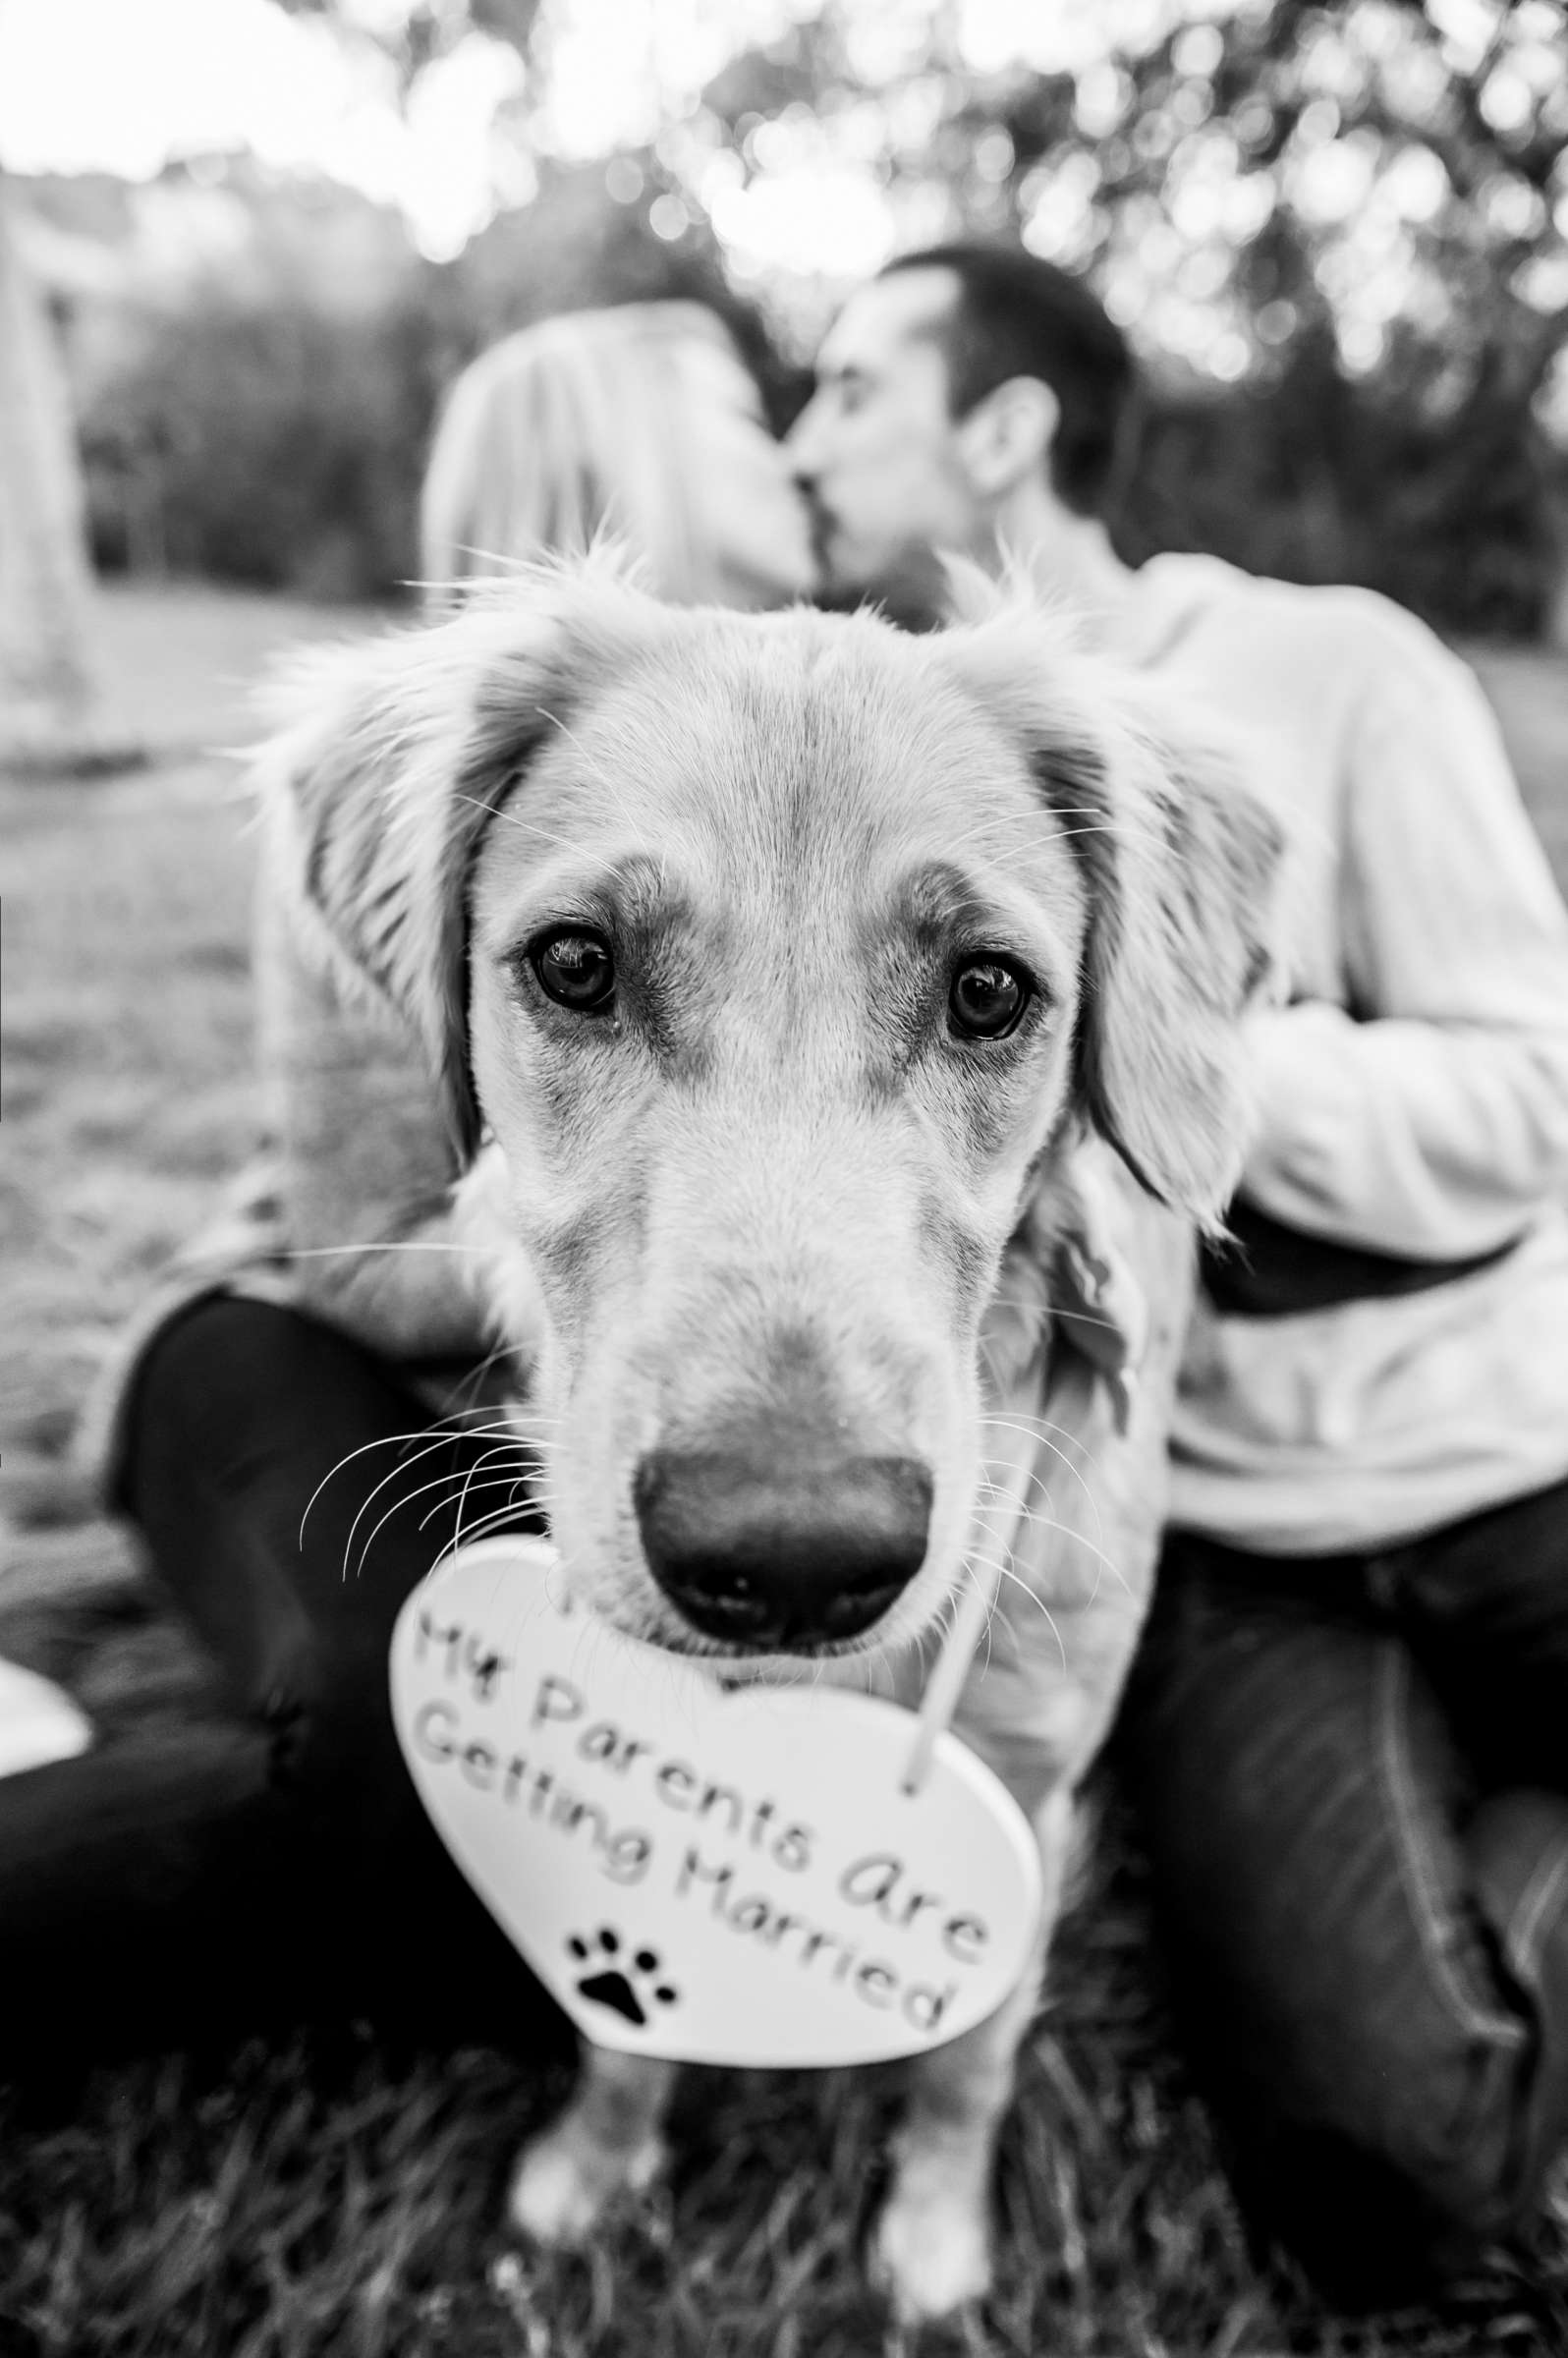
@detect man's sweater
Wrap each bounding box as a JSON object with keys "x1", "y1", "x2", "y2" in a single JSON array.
[{"x1": 1119, "y1": 554, "x2": 1568, "y2": 1554}]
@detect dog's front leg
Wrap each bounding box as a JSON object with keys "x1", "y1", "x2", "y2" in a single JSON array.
[
  {"x1": 871, "y1": 1784, "x2": 1074, "y2": 2323},
  {"x1": 509, "y1": 2044, "x2": 678, "y2": 2247}
]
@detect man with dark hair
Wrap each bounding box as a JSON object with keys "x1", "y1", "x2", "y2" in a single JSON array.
[
  {"x1": 788, "y1": 245, "x2": 1137, "y2": 621},
  {"x1": 881, "y1": 243, "x2": 1136, "y2": 514},
  {"x1": 789, "y1": 244, "x2": 1568, "y2": 2307}
]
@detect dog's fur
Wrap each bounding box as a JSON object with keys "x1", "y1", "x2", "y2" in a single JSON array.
[{"x1": 256, "y1": 558, "x2": 1280, "y2": 2321}]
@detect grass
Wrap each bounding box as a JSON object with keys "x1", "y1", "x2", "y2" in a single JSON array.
[{"x1": 3, "y1": 583, "x2": 1568, "y2": 2358}]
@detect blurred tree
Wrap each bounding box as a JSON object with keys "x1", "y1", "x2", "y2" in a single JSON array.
[
  {"x1": 0, "y1": 162, "x2": 102, "y2": 762},
  {"x1": 26, "y1": 0, "x2": 1567, "y2": 639},
  {"x1": 681, "y1": 0, "x2": 1568, "y2": 636},
  {"x1": 690, "y1": 0, "x2": 1567, "y2": 385},
  {"x1": 451, "y1": 158, "x2": 802, "y2": 426},
  {"x1": 73, "y1": 154, "x2": 777, "y2": 600},
  {"x1": 274, "y1": 0, "x2": 541, "y2": 85}
]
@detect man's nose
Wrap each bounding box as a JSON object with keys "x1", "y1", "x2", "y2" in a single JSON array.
[
  {"x1": 634, "y1": 1448, "x2": 932, "y2": 1650},
  {"x1": 784, "y1": 397, "x2": 823, "y2": 482}
]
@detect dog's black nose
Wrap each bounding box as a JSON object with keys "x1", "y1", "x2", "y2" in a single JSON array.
[{"x1": 633, "y1": 1449, "x2": 932, "y2": 1649}]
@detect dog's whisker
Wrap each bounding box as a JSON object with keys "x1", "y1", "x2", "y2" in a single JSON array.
[
  {"x1": 495, "y1": 1406, "x2": 566, "y2": 1433},
  {"x1": 954, "y1": 1548, "x2": 1014, "y2": 1673},
  {"x1": 446, "y1": 1338, "x2": 519, "y2": 1408},
  {"x1": 983, "y1": 1282, "x2": 1129, "y2": 1337},
  {"x1": 416, "y1": 1423, "x2": 550, "y2": 1476},
  {"x1": 298, "y1": 1426, "x2": 477, "y2": 1545},
  {"x1": 346, "y1": 1443, "x2": 533, "y2": 1583},
  {"x1": 410, "y1": 1481, "x2": 537, "y2": 1575},
  {"x1": 991, "y1": 1562, "x2": 1071, "y2": 1673},
  {"x1": 993, "y1": 1441, "x2": 1105, "y2": 1552},
  {"x1": 537, "y1": 708, "x2": 657, "y2": 837},
  {"x1": 349, "y1": 1468, "x2": 496, "y2": 1583},
  {"x1": 450, "y1": 789, "x2": 561, "y2": 847},
  {"x1": 1004, "y1": 1508, "x2": 1126, "y2": 1600},
  {"x1": 976, "y1": 1412, "x2": 1107, "y2": 1546},
  {"x1": 418, "y1": 1466, "x2": 546, "y2": 1539},
  {"x1": 972, "y1": 1487, "x2": 1113, "y2": 1595},
  {"x1": 281, "y1": 1241, "x2": 499, "y2": 1259},
  {"x1": 420, "y1": 1392, "x2": 557, "y2": 1431},
  {"x1": 450, "y1": 1437, "x2": 532, "y2": 1553},
  {"x1": 1045, "y1": 812, "x2": 1165, "y2": 838},
  {"x1": 337, "y1": 1428, "x2": 521, "y2": 1580},
  {"x1": 978, "y1": 1405, "x2": 1104, "y2": 1469},
  {"x1": 974, "y1": 1476, "x2": 1055, "y2": 1522},
  {"x1": 972, "y1": 1569, "x2": 1001, "y2": 1680},
  {"x1": 427, "y1": 1496, "x2": 549, "y2": 1569},
  {"x1": 420, "y1": 1408, "x2": 538, "y2": 1436},
  {"x1": 999, "y1": 1506, "x2": 1132, "y2": 1598},
  {"x1": 414, "y1": 1462, "x2": 540, "y2": 1529}
]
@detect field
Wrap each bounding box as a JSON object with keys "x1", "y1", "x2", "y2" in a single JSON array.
[{"x1": 3, "y1": 586, "x2": 1568, "y2": 2358}]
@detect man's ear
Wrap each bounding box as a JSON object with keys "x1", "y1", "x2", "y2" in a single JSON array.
[
  {"x1": 939, "y1": 599, "x2": 1285, "y2": 1226},
  {"x1": 254, "y1": 562, "x2": 656, "y2": 1160},
  {"x1": 955, "y1": 376, "x2": 1059, "y2": 500}
]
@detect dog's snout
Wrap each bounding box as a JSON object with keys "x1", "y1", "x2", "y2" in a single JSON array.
[{"x1": 634, "y1": 1449, "x2": 932, "y2": 1650}]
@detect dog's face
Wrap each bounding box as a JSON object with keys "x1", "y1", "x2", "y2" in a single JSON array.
[
  {"x1": 265, "y1": 564, "x2": 1278, "y2": 1665},
  {"x1": 463, "y1": 614, "x2": 1097, "y2": 1660}
]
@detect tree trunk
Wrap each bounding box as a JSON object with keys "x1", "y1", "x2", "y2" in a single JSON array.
[{"x1": 0, "y1": 163, "x2": 100, "y2": 758}]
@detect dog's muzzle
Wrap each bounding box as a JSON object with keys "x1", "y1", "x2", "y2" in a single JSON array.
[{"x1": 633, "y1": 1449, "x2": 933, "y2": 1651}]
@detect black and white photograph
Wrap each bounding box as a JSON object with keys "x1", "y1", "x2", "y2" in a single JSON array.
[{"x1": 3, "y1": 1, "x2": 1568, "y2": 2351}]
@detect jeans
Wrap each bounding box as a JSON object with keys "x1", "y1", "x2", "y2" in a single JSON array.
[
  {"x1": 1117, "y1": 1481, "x2": 1568, "y2": 2304},
  {"x1": 0, "y1": 1295, "x2": 560, "y2": 2061}
]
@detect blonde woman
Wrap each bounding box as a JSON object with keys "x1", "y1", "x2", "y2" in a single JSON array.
[{"x1": 420, "y1": 301, "x2": 813, "y2": 611}]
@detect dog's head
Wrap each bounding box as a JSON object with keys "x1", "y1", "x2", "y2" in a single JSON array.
[{"x1": 263, "y1": 560, "x2": 1280, "y2": 1663}]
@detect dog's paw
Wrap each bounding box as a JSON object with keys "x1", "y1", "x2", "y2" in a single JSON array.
[
  {"x1": 869, "y1": 2188, "x2": 993, "y2": 2324},
  {"x1": 507, "y1": 2123, "x2": 666, "y2": 2249}
]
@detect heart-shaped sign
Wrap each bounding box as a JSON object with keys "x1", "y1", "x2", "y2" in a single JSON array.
[{"x1": 390, "y1": 1537, "x2": 1042, "y2": 2068}]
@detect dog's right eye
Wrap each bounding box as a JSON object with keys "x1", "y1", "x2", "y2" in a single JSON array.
[
  {"x1": 948, "y1": 954, "x2": 1032, "y2": 1041},
  {"x1": 529, "y1": 928, "x2": 616, "y2": 1013}
]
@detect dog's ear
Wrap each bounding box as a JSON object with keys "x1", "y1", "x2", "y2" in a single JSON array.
[
  {"x1": 255, "y1": 565, "x2": 655, "y2": 1160},
  {"x1": 940, "y1": 601, "x2": 1285, "y2": 1225}
]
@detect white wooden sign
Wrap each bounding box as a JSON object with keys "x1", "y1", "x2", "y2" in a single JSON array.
[{"x1": 390, "y1": 1537, "x2": 1042, "y2": 2069}]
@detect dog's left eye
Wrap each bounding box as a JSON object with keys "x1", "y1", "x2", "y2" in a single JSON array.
[
  {"x1": 530, "y1": 927, "x2": 616, "y2": 1013},
  {"x1": 948, "y1": 955, "x2": 1032, "y2": 1041}
]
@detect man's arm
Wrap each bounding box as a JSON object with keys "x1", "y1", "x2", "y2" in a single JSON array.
[{"x1": 1239, "y1": 622, "x2": 1568, "y2": 1261}]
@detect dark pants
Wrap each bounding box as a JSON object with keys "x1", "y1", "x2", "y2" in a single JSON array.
[
  {"x1": 0, "y1": 1295, "x2": 561, "y2": 2061},
  {"x1": 1118, "y1": 1482, "x2": 1568, "y2": 2305}
]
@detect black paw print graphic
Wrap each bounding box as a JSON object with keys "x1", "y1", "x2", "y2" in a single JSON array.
[{"x1": 568, "y1": 1929, "x2": 680, "y2": 2028}]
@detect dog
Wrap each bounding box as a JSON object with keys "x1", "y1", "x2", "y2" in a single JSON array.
[{"x1": 256, "y1": 555, "x2": 1281, "y2": 2322}]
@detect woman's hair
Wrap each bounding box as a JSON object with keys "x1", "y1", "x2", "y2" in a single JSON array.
[{"x1": 420, "y1": 302, "x2": 747, "y2": 605}]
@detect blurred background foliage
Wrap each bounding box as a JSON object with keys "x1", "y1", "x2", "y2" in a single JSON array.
[{"x1": 15, "y1": 0, "x2": 1568, "y2": 636}]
